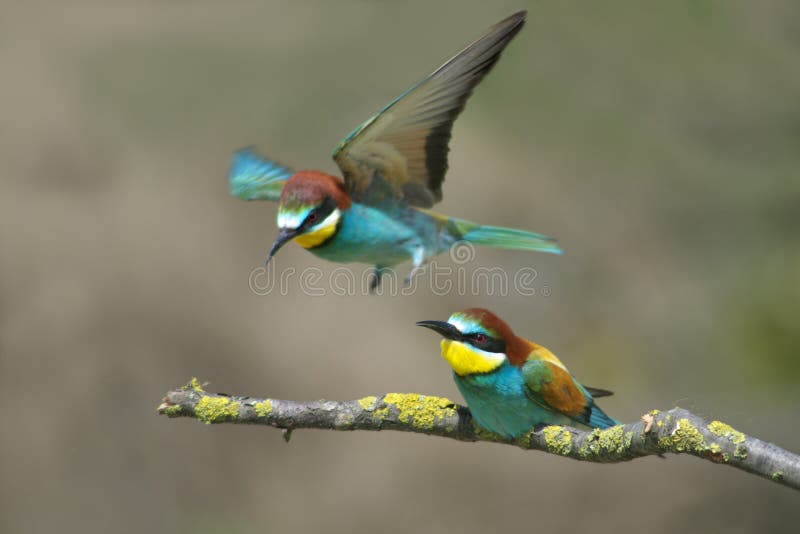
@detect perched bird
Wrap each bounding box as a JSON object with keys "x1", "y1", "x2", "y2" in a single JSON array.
[
  {"x1": 417, "y1": 308, "x2": 619, "y2": 438},
  {"x1": 229, "y1": 11, "x2": 561, "y2": 289}
]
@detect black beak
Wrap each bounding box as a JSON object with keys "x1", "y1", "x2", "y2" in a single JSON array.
[
  {"x1": 416, "y1": 320, "x2": 462, "y2": 341},
  {"x1": 265, "y1": 228, "x2": 298, "y2": 266}
]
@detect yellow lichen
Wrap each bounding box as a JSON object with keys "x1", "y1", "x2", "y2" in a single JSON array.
[
  {"x1": 659, "y1": 418, "x2": 706, "y2": 452},
  {"x1": 543, "y1": 426, "x2": 573, "y2": 455},
  {"x1": 707, "y1": 421, "x2": 746, "y2": 444},
  {"x1": 195, "y1": 396, "x2": 239, "y2": 424},
  {"x1": 649, "y1": 409, "x2": 660, "y2": 416},
  {"x1": 253, "y1": 400, "x2": 272, "y2": 418},
  {"x1": 162, "y1": 404, "x2": 183, "y2": 417},
  {"x1": 598, "y1": 425, "x2": 633, "y2": 455},
  {"x1": 516, "y1": 429, "x2": 534, "y2": 448},
  {"x1": 579, "y1": 425, "x2": 633, "y2": 458},
  {"x1": 734, "y1": 444, "x2": 748, "y2": 460},
  {"x1": 182, "y1": 377, "x2": 205, "y2": 392},
  {"x1": 471, "y1": 421, "x2": 505, "y2": 442},
  {"x1": 357, "y1": 396, "x2": 378, "y2": 411},
  {"x1": 380, "y1": 393, "x2": 456, "y2": 431},
  {"x1": 772, "y1": 471, "x2": 784, "y2": 481},
  {"x1": 579, "y1": 429, "x2": 601, "y2": 458},
  {"x1": 372, "y1": 405, "x2": 390, "y2": 419}
]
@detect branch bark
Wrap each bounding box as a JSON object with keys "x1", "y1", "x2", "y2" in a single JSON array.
[{"x1": 158, "y1": 379, "x2": 799, "y2": 491}]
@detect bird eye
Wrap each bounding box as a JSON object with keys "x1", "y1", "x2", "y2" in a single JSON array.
[
  {"x1": 474, "y1": 333, "x2": 486, "y2": 343},
  {"x1": 307, "y1": 212, "x2": 318, "y2": 223}
]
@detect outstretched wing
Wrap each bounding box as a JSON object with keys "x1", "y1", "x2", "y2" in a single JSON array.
[
  {"x1": 228, "y1": 147, "x2": 294, "y2": 201},
  {"x1": 332, "y1": 11, "x2": 527, "y2": 207}
]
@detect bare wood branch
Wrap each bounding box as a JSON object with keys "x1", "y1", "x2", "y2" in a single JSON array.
[{"x1": 158, "y1": 379, "x2": 799, "y2": 491}]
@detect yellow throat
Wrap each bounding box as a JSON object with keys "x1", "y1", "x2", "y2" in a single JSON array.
[
  {"x1": 441, "y1": 339, "x2": 505, "y2": 376},
  {"x1": 293, "y1": 209, "x2": 340, "y2": 249}
]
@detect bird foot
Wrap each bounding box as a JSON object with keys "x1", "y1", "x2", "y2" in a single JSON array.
[
  {"x1": 404, "y1": 265, "x2": 424, "y2": 287},
  {"x1": 369, "y1": 267, "x2": 385, "y2": 294},
  {"x1": 369, "y1": 273, "x2": 380, "y2": 293}
]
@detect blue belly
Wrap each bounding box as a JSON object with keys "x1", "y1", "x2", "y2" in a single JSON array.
[
  {"x1": 309, "y1": 203, "x2": 451, "y2": 267},
  {"x1": 454, "y1": 363, "x2": 571, "y2": 438}
]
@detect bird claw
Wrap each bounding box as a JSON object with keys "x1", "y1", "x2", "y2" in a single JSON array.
[
  {"x1": 369, "y1": 267, "x2": 385, "y2": 293},
  {"x1": 404, "y1": 265, "x2": 423, "y2": 287},
  {"x1": 369, "y1": 273, "x2": 381, "y2": 293}
]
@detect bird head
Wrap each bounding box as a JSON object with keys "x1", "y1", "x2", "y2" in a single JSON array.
[
  {"x1": 267, "y1": 171, "x2": 351, "y2": 263},
  {"x1": 417, "y1": 308, "x2": 523, "y2": 376}
]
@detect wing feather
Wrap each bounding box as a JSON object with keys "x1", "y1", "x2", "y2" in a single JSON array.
[
  {"x1": 521, "y1": 359, "x2": 589, "y2": 419},
  {"x1": 333, "y1": 11, "x2": 527, "y2": 207}
]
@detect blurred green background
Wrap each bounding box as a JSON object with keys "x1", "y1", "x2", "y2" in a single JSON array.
[{"x1": 2, "y1": 1, "x2": 799, "y2": 533}]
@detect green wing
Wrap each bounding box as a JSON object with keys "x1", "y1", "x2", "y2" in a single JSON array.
[
  {"x1": 521, "y1": 359, "x2": 590, "y2": 420},
  {"x1": 332, "y1": 11, "x2": 526, "y2": 208},
  {"x1": 228, "y1": 147, "x2": 294, "y2": 202},
  {"x1": 522, "y1": 358, "x2": 620, "y2": 428}
]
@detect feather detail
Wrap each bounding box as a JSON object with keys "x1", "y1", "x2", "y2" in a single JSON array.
[
  {"x1": 228, "y1": 147, "x2": 293, "y2": 201},
  {"x1": 333, "y1": 12, "x2": 527, "y2": 207}
]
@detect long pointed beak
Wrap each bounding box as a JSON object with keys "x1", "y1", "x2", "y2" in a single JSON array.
[
  {"x1": 416, "y1": 320, "x2": 462, "y2": 341},
  {"x1": 265, "y1": 228, "x2": 298, "y2": 266}
]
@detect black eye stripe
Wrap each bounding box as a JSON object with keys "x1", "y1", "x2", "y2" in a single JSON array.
[
  {"x1": 464, "y1": 333, "x2": 505, "y2": 354},
  {"x1": 303, "y1": 197, "x2": 336, "y2": 228}
]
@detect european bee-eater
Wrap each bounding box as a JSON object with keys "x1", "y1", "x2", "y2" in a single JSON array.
[
  {"x1": 417, "y1": 308, "x2": 619, "y2": 438},
  {"x1": 228, "y1": 11, "x2": 562, "y2": 289}
]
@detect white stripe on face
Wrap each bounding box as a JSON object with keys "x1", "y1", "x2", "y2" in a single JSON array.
[
  {"x1": 277, "y1": 208, "x2": 311, "y2": 230},
  {"x1": 311, "y1": 208, "x2": 341, "y2": 233},
  {"x1": 448, "y1": 315, "x2": 477, "y2": 335}
]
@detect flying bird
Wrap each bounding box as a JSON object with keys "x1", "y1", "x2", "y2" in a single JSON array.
[
  {"x1": 229, "y1": 11, "x2": 561, "y2": 289},
  {"x1": 418, "y1": 308, "x2": 619, "y2": 438}
]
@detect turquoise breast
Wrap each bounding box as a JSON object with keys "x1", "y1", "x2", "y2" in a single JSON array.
[
  {"x1": 454, "y1": 362, "x2": 570, "y2": 438},
  {"x1": 309, "y1": 203, "x2": 453, "y2": 267}
]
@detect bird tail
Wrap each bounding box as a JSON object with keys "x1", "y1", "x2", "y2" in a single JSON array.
[
  {"x1": 587, "y1": 404, "x2": 620, "y2": 429},
  {"x1": 584, "y1": 385, "x2": 614, "y2": 398},
  {"x1": 228, "y1": 147, "x2": 293, "y2": 201},
  {"x1": 450, "y1": 217, "x2": 563, "y2": 255}
]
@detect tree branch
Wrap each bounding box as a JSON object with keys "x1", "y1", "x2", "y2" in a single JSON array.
[{"x1": 158, "y1": 379, "x2": 799, "y2": 491}]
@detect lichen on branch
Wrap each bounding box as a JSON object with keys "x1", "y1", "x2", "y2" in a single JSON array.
[{"x1": 158, "y1": 379, "x2": 800, "y2": 491}]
